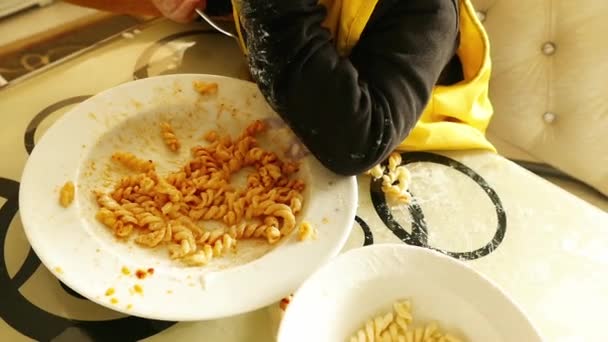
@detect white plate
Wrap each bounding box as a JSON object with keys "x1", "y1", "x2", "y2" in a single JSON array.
[
  {"x1": 278, "y1": 244, "x2": 543, "y2": 342},
  {"x1": 19, "y1": 74, "x2": 357, "y2": 321}
]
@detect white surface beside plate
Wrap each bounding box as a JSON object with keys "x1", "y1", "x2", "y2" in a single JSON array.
[
  {"x1": 278, "y1": 244, "x2": 543, "y2": 342},
  {"x1": 18, "y1": 74, "x2": 358, "y2": 321}
]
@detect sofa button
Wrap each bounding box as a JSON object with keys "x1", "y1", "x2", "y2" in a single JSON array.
[
  {"x1": 543, "y1": 112, "x2": 557, "y2": 124},
  {"x1": 542, "y1": 42, "x2": 557, "y2": 56}
]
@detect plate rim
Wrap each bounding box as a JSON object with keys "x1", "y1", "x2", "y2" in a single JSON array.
[{"x1": 18, "y1": 73, "x2": 359, "y2": 321}]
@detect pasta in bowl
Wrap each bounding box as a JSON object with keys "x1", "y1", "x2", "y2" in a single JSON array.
[
  {"x1": 277, "y1": 244, "x2": 543, "y2": 342},
  {"x1": 19, "y1": 74, "x2": 357, "y2": 321}
]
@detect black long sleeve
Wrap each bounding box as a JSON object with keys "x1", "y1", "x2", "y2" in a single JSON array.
[{"x1": 238, "y1": 0, "x2": 460, "y2": 175}]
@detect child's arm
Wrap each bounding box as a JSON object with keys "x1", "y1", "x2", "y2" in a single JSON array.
[{"x1": 238, "y1": 0, "x2": 460, "y2": 175}]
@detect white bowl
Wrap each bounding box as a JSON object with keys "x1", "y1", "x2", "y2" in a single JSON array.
[{"x1": 278, "y1": 244, "x2": 543, "y2": 342}]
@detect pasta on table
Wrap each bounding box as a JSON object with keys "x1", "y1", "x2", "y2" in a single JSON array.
[{"x1": 366, "y1": 152, "x2": 412, "y2": 204}]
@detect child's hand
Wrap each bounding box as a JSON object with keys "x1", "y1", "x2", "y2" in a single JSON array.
[{"x1": 151, "y1": 0, "x2": 206, "y2": 23}]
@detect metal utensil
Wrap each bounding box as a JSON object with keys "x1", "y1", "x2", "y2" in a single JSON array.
[{"x1": 195, "y1": 9, "x2": 238, "y2": 39}]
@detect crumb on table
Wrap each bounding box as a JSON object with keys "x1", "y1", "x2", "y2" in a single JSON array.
[
  {"x1": 105, "y1": 288, "x2": 115, "y2": 296},
  {"x1": 121, "y1": 266, "x2": 131, "y2": 275},
  {"x1": 110, "y1": 297, "x2": 119, "y2": 304},
  {"x1": 59, "y1": 181, "x2": 75, "y2": 207}
]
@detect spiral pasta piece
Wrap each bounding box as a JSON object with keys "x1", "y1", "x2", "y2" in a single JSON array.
[
  {"x1": 160, "y1": 121, "x2": 180, "y2": 152},
  {"x1": 367, "y1": 152, "x2": 413, "y2": 205},
  {"x1": 289, "y1": 195, "x2": 303, "y2": 214},
  {"x1": 95, "y1": 191, "x2": 121, "y2": 211},
  {"x1": 228, "y1": 220, "x2": 281, "y2": 244},
  {"x1": 242, "y1": 120, "x2": 266, "y2": 137},
  {"x1": 114, "y1": 221, "x2": 135, "y2": 238},
  {"x1": 195, "y1": 228, "x2": 223, "y2": 245},
  {"x1": 137, "y1": 212, "x2": 165, "y2": 231},
  {"x1": 95, "y1": 208, "x2": 116, "y2": 229},
  {"x1": 381, "y1": 165, "x2": 412, "y2": 204},
  {"x1": 276, "y1": 178, "x2": 305, "y2": 191},
  {"x1": 156, "y1": 177, "x2": 182, "y2": 203},
  {"x1": 59, "y1": 181, "x2": 75, "y2": 207},
  {"x1": 365, "y1": 164, "x2": 385, "y2": 179},
  {"x1": 182, "y1": 233, "x2": 235, "y2": 266},
  {"x1": 208, "y1": 204, "x2": 229, "y2": 220},
  {"x1": 135, "y1": 228, "x2": 165, "y2": 247},
  {"x1": 263, "y1": 203, "x2": 296, "y2": 236},
  {"x1": 171, "y1": 212, "x2": 208, "y2": 238},
  {"x1": 167, "y1": 224, "x2": 198, "y2": 258},
  {"x1": 111, "y1": 151, "x2": 155, "y2": 172},
  {"x1": 204, "y1": 130, "x2": 218, "y2": 142},
  {"x1": 387, "y1": 152, "x2": 402, "y2": 173}
]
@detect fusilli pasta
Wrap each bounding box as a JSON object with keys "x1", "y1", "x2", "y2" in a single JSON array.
[
  {"x1": 111, "y1": 152, "x2": 155, "y2": 172},
  {"x1": 160, "y1": 121, "x2": 181, "y2": 152},
  {"x1": 366, "y1": 152, "x2": 412, "y2": 204},
  {"x1": 93, "y1": 120, "x2": 307, "y2": 266},
  {"x1": 59, "y1": 181, "x2": 75, "y2": 207},
  {"x1": 348, "y1": 299, "x2": 465, "y2": 342}
]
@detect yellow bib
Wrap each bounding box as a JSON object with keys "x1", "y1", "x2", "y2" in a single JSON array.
[{"x1": 232, "y1": 0, "x2": 496, "y2": 152}]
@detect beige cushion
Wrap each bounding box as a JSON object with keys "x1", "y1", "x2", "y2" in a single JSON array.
[{"x1": 471, "y1": 0, "x2": 608, "y2": 196}]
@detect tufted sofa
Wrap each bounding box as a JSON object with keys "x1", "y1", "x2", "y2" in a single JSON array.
[{"x1": 470, "y1": 0, "x2": 608, "y2": 210}]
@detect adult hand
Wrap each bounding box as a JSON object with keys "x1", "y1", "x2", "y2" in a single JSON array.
[{"x1": 151, "y1": 0, "x2": 207, "y2": 23}]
